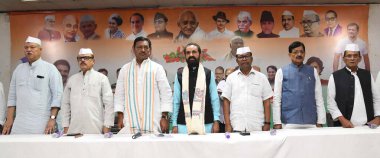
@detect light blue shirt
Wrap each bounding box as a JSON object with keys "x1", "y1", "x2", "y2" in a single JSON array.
[
  {"x1": 8, "y1": 58, "x2": 63, "y2": 134},
  {"x1": 172, "y1": 72, "x2": 220, "y2": 126}
]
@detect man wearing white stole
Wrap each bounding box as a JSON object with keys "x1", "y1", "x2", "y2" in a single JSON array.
[
  {"x1": 114, "y1": 37, "x2": 173, "y2": 134},
  {"x1": 172, "y1": 43, "x2": 220, "y2": 134}
]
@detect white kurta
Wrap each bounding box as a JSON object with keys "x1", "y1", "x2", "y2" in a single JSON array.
[
  {"x1": 8, "y1": 58, "x2": 63, "y2": 134},
  {"x1": 279, "y1": 27, "x2": 300, "y2": 38},
  {"x1": 61, "y1": 69, "x2": 114, "y2": 134},
  {"x1": 327, "y1": 68, "x2": 380, "y2": 126},
  {"x1": 126, "y1": 30, "x2": 147, "y2": 41},
  {"x1": 222, "y1": 69, "x2": 273, "y2": 131},
  {"x1": 207, "y1": 28, "x2": 234, "y2": 40},
  {"x1": 114, "y1": 58, "x2": 173, "y2": 134},
  {"x1": 0, "y1": 82, "x2": 6, "y2": 125}
]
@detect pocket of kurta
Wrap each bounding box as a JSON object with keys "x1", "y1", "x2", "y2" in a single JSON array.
[
  {"x1": 88, "y1": 84, "x2": 100, "y2": 98},
  {"x1": 32, "y1": 77, "x2": 44, "y2": 91}
]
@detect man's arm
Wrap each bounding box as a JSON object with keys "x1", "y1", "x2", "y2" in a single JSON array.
[
  {"x1": 0, "y1": 83, "x2": 6, "y2": 126},
  {"x1": 314, "y1": 68, "x2": 326, "y2": 126},
  {"x1": 114, "y1": 66, "x2": 126, "y2": 129},
  {"x1": 171, "y1": 74, "x2": 181, "y2": 133},
  {"x1": 368, "y1": 75, "x2": 380, "y2": 125},
  {"x1": 3, "y1": 69, "x2": 18, "y2": 135},
  {"x1": 45, "y1": 66, "x2": 63, "y2": 134},
  {"x1": 209, "y1": 73, "x2": 220, "y2": 133},
  {"x1": 156, "y1": 65, "x2": 173, "y2": 133},
  {"x1": 262, "y1": 98, "x2": 271, "y2": 131},
  {"x1": 223, "y1": 98, "x2": 232, "y2": 132},
  {"x1": 2, "y1": 106, "x2": 15, "y2": 135},
  {"x1": 101, "y1": 76, "x2": 114, "y2": 134},
  {"x1": 273, "y1": 69, "x2": 283, "y2": 129}
]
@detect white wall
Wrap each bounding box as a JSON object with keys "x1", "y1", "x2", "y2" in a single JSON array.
[
  {"x1": 369, "y1": 4, "x2": 380, "y2": 78},
  {"x1": 0, "y1": 13, "x2": 11, "y2": 98}
]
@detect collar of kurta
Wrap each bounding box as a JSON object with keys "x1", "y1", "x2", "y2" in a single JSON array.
[
  {"x1": 290, "y1": 62, "x2": 304, "y2": 69},
  {"x1": 345, "y1": 67, "x2": 359, "y2": 75},
  {"x1": 29, "y1": 58, "x2": 43, "y2": 68},
  {"x1": 81, "y1": 68, "x2": 94, "y2": 77},
  {"x1": 133, "y1": 57, "x2": 151, "y2": 66},
  {"x1": 237, "y1": 67, "x2": 255, "y2": 76}
]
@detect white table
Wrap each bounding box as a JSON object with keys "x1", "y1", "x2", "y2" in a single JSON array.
[{"x1": 1, "y1": 127, "x2": 380, "y2": 158}]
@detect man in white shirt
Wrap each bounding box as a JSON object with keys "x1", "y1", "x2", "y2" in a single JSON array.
[
  {"x1": 328, "y1": 44, "x2": 380, "y2": 127},
  {"x1": 333, "y1": 23, "x2": 370, "y2": 72},
  {"x1": 273, "y1": 41, "x2": 325, "y2": 129},
  {"x1": 114, "y1": 37, "x2": 173, "y2": 134},
  {"x1": 126, "y1": 13, "x2": 147, "y2": 41},
  {"x1": 174, "y1": 10, "x2": 207, "y2": 43},
  {"x1": 208, "y1": 11, "x2": 234, "y2": 40},
  {"x1": 61, "y1": 48, "x2": 114, "y2": 134},
  {"x1": 279, "y1": 10, "x2": 300, "y2": 38},
  {"x1": 222, "y1": 47, "x2": 272, "y2": 132},
  {"x1": 2, "y1": 36, "x2": 63, "y2": 135}
]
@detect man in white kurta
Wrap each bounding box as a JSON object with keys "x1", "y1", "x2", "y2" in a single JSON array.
[
  {"x1": 222, "y1": 47, "x2": 273, "y2": 132},
  {"x1": 2, "y1": 36, "x2": 63, "y2": 135},
  {"x1": 61, "y1": 48, "x2": 114, "y2": 134},
  {"x1": 114, "y1": 37, "x2": 173, "y2": 134},
  {"x1": 0, "y1": 82, "x2": 6, "y2": 130}
]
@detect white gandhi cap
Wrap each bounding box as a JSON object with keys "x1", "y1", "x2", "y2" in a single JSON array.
[
  {"x1": 25, "y1": 36, "x2": 42, "y2": 46},
  {"x1": 345, "y1": 43, "x2": 360, "y2": 52},
  {"x1": 282, "y1": 10, "x2": 293, "y2": 16},
  {"x1": 236, "y1": 46, "x2": 252, "y2": 55},
  {"x1": 79, "y1": 48, "x2": 93, "y2": 55},
  {"x1": 303, "y1": 10, "x2": 318, "y2": 16}
]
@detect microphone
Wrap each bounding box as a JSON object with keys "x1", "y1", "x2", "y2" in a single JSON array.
[
  {"x1": 132, "y1": 132, "x2": 142, "y2": 139},
  {"x1": 225, "y1": 132, "x2": 230, "y2": 139},
  {"x1": 104, "y1": 132, "x2": 113, "y2": 138},
  {"x1": 52, "y1": 131, "x2": 64, "y2": 138}
]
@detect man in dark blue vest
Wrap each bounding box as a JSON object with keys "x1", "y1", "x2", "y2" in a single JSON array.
[
  {"x1": 171, "y1": 43, "x2": 220, "y2": 134},
  {"x1": 327, "y1": 43, "x2": 380, "y2": 128},
  {"x1": 273, "y1": 41, "x2": 326, "y2": 129}
]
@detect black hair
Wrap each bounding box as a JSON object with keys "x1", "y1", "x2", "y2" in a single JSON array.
[
  {"x1": 288, "y1": 41, "x2": 305, "y2": 53},
  {"x1": 133, "y1": 36, "x2": 152, "y2": 49}
]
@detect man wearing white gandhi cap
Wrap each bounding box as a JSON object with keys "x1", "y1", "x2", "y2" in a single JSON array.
[
  {"x1": 222, "y1": 46, "x2": 273, "y2": 132},
  {"x1": 61, "y1": 48, "x2": 114, "y2": 134},
  {"x1": 327, "y1": 43, "x2": 380, "y2": 128},
  {"x1": 2, "y1": 36, "x2": 63, "y2": 135},
  {"x1": 279, "y1": 10, "x2": 300, "y2": 38}
]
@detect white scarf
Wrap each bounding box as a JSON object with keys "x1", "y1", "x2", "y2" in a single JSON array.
[{"x1": 182, "y1": 63, "x2": 206, "y2": 134}]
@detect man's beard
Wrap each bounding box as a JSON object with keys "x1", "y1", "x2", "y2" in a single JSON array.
[{"x1": 186, "y1": 56, "x2": 199, "y2": 68}]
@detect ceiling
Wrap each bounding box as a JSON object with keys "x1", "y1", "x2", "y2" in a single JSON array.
[{"x1": 0, "y1": 0, "x2": 380, "y2": 12}]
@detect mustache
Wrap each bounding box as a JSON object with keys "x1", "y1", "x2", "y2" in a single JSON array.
[{"x1": 296, "y1": 56, "x2": 303, "y2": 59}]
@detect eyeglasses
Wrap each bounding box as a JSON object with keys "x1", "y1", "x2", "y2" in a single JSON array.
[
  {"x1": 325, "y1": 17, "x2": 336, "y2": 22},
  {"x1": 236, "y1": 54, "x2": 252, "y2": 60},
  {"x1": 77, "y1": 56, "x2": 93, "y2": 61},
  {"x1": 300, "y1": 20, "x2": 319, "y2": 26},
  {"x1": 344, "y1": 54, "x2": 360, "y2": 59},
  {"x1": 180, "y1": 20, "x2": 197, "y2": 26}
]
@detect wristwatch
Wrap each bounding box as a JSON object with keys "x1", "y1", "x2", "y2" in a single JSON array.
[
  {"x1": 50, "y1": 115, "x2": 56, "y2": 120},
  {"x1": 264, "y1": 122, "x2": 270, "y2": 125}
]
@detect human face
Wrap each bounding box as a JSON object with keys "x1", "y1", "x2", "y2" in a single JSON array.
[
  {"x1": 56, "y1": 64, "x2": 70, "y2": 84},
  {"x1": 134, "y1": 40, "x2": 151, "y2": 63},
  {"x1": 237, "y1": 17, "x2": 252, "y2": 33},
  {"x1": 215, "y1": 69, "x2": 224, "y2": 82},
  {"x1": 108, "y1": 19, "x2": 118, "y2": 33},
  {"x1": 77, "y1": 54, "x2": 94, "y2": 73},
  {"x1": 309, "y1": 62, "x2": 321, "y2": 75},
  {"x1": 343, "y1": 51, "x2": 361, "y2": 70},
  {"x1": 282, "y1": 15, "x2": 294, "y2": 31},
  {"x1": 301, "y1": 15, "x2": 320, "y2": 36},
  {"x1": 225, "y1": 68, "x2": 235, "y2": 79},
  {"x1": 289, "y1": 46, "x2": 305, "y2": 66},
  {"x1": 261, "y1": 21, "x2": 274, "y2": 34},
  {"x1": 24, "y1": 42, "x2": 42, "y2": 63},
  {"x1": 131, "y1": 15, "x2": 144, "y2": 34},
  {"x1": 63, "y1": 16, "x2": 78, "y2": 41},
  {"x1": 236, "y1": 52, "x2": 253, "y2": 69},
  {"x1": 185, "y1": 45, "x2": 200, "y2": 66},
  {"x1": 178, "y1": 12, "x2": 198, "y2": 37},
  {"x1": 347, "y1": 25, "x2": 359, "y2": 39},
  {"x1": 267, "y1": 68, "x2": 276, "y2": 81},
  {"x1": 80, "y1": 21, "x2": 97, "y2": 39},
  {"x1": 325, "y1": 12, "x2": 337, "y2": 29},
  {"x1": 154, "y1": 18, "x2": 166, "y2": 32},
  {"x1": 230, "y1": 38, "x2": 244, "y2": 55},
  {"x1": 45, "y1": 19, "x2": 55, "y2": 30},
  {"x1": 216, "y1": 18, "x2": 227, "y2": 31}
]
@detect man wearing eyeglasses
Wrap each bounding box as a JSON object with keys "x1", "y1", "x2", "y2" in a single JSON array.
[
  {"x1": 324, "y1": 10, "x2": 342, "y2": 37},
  {"x1": 273, "y1": 41, "x2": 326, "y2": 129},
  {"x1": 328, "y1": 44, "x2": 380, "y2": 128},
  {"x1": 61, "y1": 48, "x2": 114, "y2": 134},
  {"x1": 126, "y1": 13, "x2": 147, "y2": 41},
  {"x1": 300, "y1": 10, "x2": 324, "y2": 37},
  {"x1": 2, "y1": 36, "x2": 63, "y2": 135},
  {"x1": 174, "y1": 10, "x2": 207, "y2": 43},
  {"x1": 115, "y1": 37, "x2": 173, "y2": 134},
  {"x1": 222, "y1": 47, "x2": 273, "y2": 132},
  {"x1": 147, "y1": 12, "x2": 173, "y2": 40}
]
